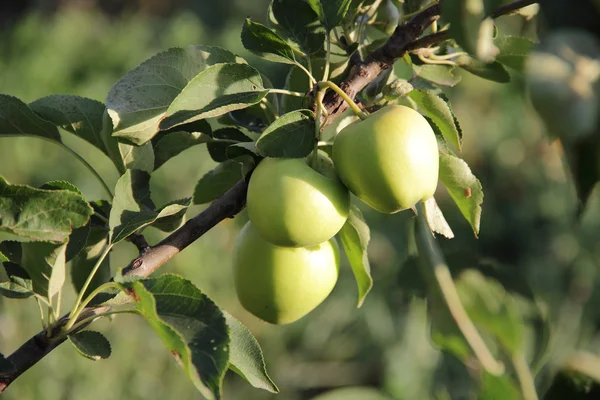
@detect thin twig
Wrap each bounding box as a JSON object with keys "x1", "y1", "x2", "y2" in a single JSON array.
[{"x1": 127, "y1": 233, "x2": 151, "y2": 254}]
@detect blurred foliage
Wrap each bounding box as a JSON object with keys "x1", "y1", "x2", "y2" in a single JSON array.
[{"x1": 1, "y1": 1, "x2": 600, "y2": 400}]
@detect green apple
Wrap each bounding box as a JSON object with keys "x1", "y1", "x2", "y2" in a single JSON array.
[
  {"x1": 247, "y1": 152, "x2": 350, "y2": 247},
  {"x1": 332, "y1": 105, "x2": 439, "y2": 213},
  {"x1": 233, "y1": 222, "x2": 339, "y2": 324}
]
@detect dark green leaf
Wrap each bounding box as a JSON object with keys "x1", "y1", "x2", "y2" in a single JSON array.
[
  {"x1": 271, "y1": 0, "x2": 325, "y2": 54},
  {"x1": 439, "y1": 152, "x2": 484, "y2": 236},
  {"x1": 306, "y1": 0, "x2": 352, "y2": 31},
  {"x1": 71, "y1": 228, "x2": 111, "y2": 297},
  {"x1": 152, "y1": 198, "x2": 192, "y2": 232},
  {"x1": 193, "y1": 161, "x2": 243, "y2": 204},
  {"x1": 408, "y1": 91, "x2": 462, "y2": 151},
  {"x1": 338, "y1": 205, "x2": 373, "y2": 307},
  {"x1": 29, "y1": 95, "x2": 108, "y2": 155},
  {"x1": 241, "y1": 18, "x2": 297, "y2": 64},
  {"x1": 69, "y1": 330, "x2": 112, "y2": 361},
  {"x1": 456, "y1": 56, "x2": 511, "y2": 83},
  {"x1": 0, "y1": 262, "x2": 34, "y2": 299},
  {"x1": 495, "y1": 36, "x2": 535, "y2": 72},
  {"x1": 224, "y1": 312, "x2": 278, "y2": 393},
  {"x1": 160, "y1": 63, "x2": 268, "y2": 131},
  {"x1": 123, "y1": 274, "x2": 229, "y2": 400},
  {"x1": 412, "y1": 64, "x2": 461, "y2": 87},
  {"x1": 20, "y1": 241, "x2": 67, "y2": 300},
  {"x1": 255, "y1": 110, "x2": 315, "y2": 158},
  {"x1": 226, "y1": 142, "x2": 258, "y2": 160},
  {"x1": 106, "y1": 45, "x2": 240, "y2": 145},
  {"x1": 153, "y1": 131, "x2": 211, "y2": 170},
  {"x1": 0, "y1": 177, "x2": 93, "y2": 243},
  {"x1": 0, "y1": 95, "x2": 61, "y2": 141},
  {"x1": 207, "y1": 128, "x2": 253, "y2": 162}
]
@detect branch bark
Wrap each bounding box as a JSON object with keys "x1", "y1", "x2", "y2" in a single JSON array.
[{"x1": 0, "y1": 0, "x2": 540, "y2": 391}]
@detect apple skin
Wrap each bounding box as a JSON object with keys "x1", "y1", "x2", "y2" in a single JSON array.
[
  {"x1": 247, "y1": 152, "x2": 350, "y2": 247},
  {"x1": 233, "y1": 222, "x2": 339, "y2": 324},
  {"x1": 332, "y1": 105, "x2": 439, "y2": 213}
]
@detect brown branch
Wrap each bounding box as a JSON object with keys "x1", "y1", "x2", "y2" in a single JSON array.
[
  {"x1": 0, "y1": 0, "x2": 541, "y2": 392},
  {"x1": 127, "y1": 233, "x2": 151, "y2": 254},
  {"x1": 490, "y1": 0, "x2": 538, "y2": 19}
]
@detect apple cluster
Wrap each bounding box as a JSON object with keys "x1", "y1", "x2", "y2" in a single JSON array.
[{"x1": 233, "y1": 105, "x2": 439, "y2": 324}]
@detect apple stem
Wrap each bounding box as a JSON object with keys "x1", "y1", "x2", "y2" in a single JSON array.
[{"x1": 318, "y1": 81, "x2": 369, "y2": 120}]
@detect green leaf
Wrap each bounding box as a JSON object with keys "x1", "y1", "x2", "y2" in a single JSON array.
[
  {"x1": 495, "y1": 36, "x2": 535, "y2": 72},
  {"x1": 439, "y1": 152, "x2": 484, "y2": 236},
  {"x1": 0, "y1": 262, "x2": 34, "y2": 299},
  {"x1": 0, "y1": 95, "x2": 61, "y2": 141},
  {"x1": 241, "y1": 19, "x2": 297, "y2": 64},
  {"x1": 0, "y1": 177, "x2": 93, "y2": 243},
  {"x1": 69, "y1": 330, "x2": 112, "y2": 361},
  {"x1": 29, "y1": 95, "x2": 108, "y2": 155},
  {"x1": 412, "y1": 64, "x2": 461, "y2": 87},
  {"x1": 193, "y1": 160, "x2": 243, "y2": 205},
  {"x1": 226, "y1": 142, "x2": 258, "y2": 160},
  {"x1": 255, "y1": 109, "x2": 315, "y2": 158},
  {"x1": 152, "y1": 198, "x2": 192, "y2": 232},
  {"x1": 338, "y1": 205, "x2": 373, "y2": 307},
  {"x1": 224, "y1": 312, "x2": 278, "y2": 393},
  {"x1": 306, "y1": 0, "x2": 352, "y2": 31},
  {"x1": 20, "y1": 241, "x2": 67, "y2": 300},
  {"x1": 160, "y1": 63, "x2": 268, "y2": 131},
  {"x1": 71, "y1": 227, "x2": 110, "y2": 297},
  {"x1": 271, "y1": 0, "x2": 325, "y2": 54},
  {"x1": 207, "y1": 128, "x2": 253, "y2": 162},
  {"x1": 310, "y1": 387, "x2": 392, "y2": 400},
  {"x1": 456, "y1": 55, "x2": 511, "y2": 83},
  {"x1": 123, "y1": 274, "x2": 229, "y2": 400},
  {"x1": 152, "y1": 120, "x2": 212, "y2": 170},
  {"x1": 480, "y1": 372, "x2": 521, "y2": 400},
  {"x1": 281, "y1": 63, "x2": 317, "y2": 114},
  {"x1": 106, "y1": 45, "x2": 240, "y2": 145},
  {"x1": 408, "y1": 91, "x2": 462, "y2": 151},
  {"x1": 423, "y1": 197, "x2": 455, "y2": 239}
]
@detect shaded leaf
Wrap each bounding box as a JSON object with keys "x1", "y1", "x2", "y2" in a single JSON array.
[
  {"x1": 456, "y1": 55, "x2": 511, "y2": 83},
  {"x1": 226, "y1": 142, "x2": 258, "y2": 160},
  {"x1": 495, "y1": 36, "x2": 535, "y2": 72},
  {"x1": 439, "y1": 152, "x2": 484, "y2": 236},
  {"x1": 224, "y1": 312, "x2": 278, "y2": 393},
  {"x1": 412, "y1": 64, "x2": 461, "y2": 87},
  {"x1": 338, "y1": 205, "x2": 373, "y2": 307},
  {"x1": 408, "y1": 90, "x2": 462, "y2": 151},
  {"x1": 207, "y1": 128, "x2": 253, "y2": 162},
  {"x1": 0, "y1": 95, "x2": 61, "y2": 141},
  {"x1": 106, "y1": 45, "x2": 240, "y2": 145},
  {"x1": 306, "y1": 0, "x2": 352, "y2": 31},
  {"x1": 160, "y1": 63, "x2": 268, "y2": 131},
  {"x1": 271, "y1": 0, "x2": 325, "y2": 54},
  {"x1": 71, "y1": 227, "x2": 111, "y2": 297},
  {"x1": 241, "y1": 19, "x2": 297, "y2": 64},
  {"x1": 20, "y1": 241, "x2": 67, "y2": 300},
  {"x1": 255, "y1": 109, "x2": 315, "y2": 158},
  {"x1": 29, "y1": 95, "x2": 108, "y2": 155},
  {"x1": 123, "y1": 274, "x2": 229, "y2": 400},
  {"x1": 152, "y1": 198, "x2": 192, "y2": 232},
  {"x1": 153, "y1": 132, "x2": 210, "y2": 170},
  {"x1": 423, "y1": 197, "x2": 455, "y2": 239},
  {"x1": 69, "y1": 330, "x2": 112, "y2": 361},
  {"x1": 0, "y1": 262, "x2": 34, "y2": 299},
  {"x1": 0, "y1": 177, "x2": 93, "y2": 243},
  {"x1": 193, "y1": 160, "x2": 243, "y2": 204}
]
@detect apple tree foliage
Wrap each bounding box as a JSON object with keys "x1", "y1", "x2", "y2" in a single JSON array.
[{"x1": 2, "y1": 0, "x2": 600, "y2": 399}]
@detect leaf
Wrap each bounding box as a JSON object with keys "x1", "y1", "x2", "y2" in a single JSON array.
[
  {"x1": 480, "y1": 372, "x2": 521, "y2": 400},
  {"x1": 408, "y1": 91, "x2": 462, "y2": 151},
  {"x1": 310, "y1": 387, "x2": 392, "y2": 400},
  {"x1": 241, "y1": 19, "x2": 296, "y2": 64},
  {"x1": 0, "y1": 177, "x2": 93, "y2": 243},
  {"x1": 456, "y1": 55, "x2": 511, "y2": 83},
  {"x1": 29, "y1": 95, "x2": 108, "y2": 155},
  {"x1": 20, "y1": 241, "x2": 67, "y2": 300},
  {"x1": 255, "y1": 109, "x2": 315, "y2": 158},
  {"x1": 423, "y1": 197, "x2": 455, "y2": 239},
  {"x1": 0, "y1": 262, "x2": 34, "y2": 299},
  {"x1": 338, "y1": 205, "x2": 373, "y2": 307},
  {"x1": 412, "y1": 64, "x2": 461, "y2": 87},
  {"x1": 271, "y1": 0, "x2": 325, "y2": 55},
  {"x1": 207, "y1": 128, "x2": 253, "y2": 162},
  {"x1": 224, "y1": 312, "x2": 278, "y2": 393},
  {"x1": 68, "y1": 330, "x2": 112, "y2": 361},
  {"x1": 160, "y1": 63, "x2": 268, "y2": 131},
  {"x1": 226, "y1": 142, "x2": 258, "y2": 160},
  {"x1": 123, "y1": 274, "x2": 229, "y2": 400},
  {"x1": 152, "y1": 198, "x2": 192, "y2": 232},
  {"x1": 306, "y1": 0, "x2": 352, "y2": 31},
  {"x1": 0, "y1": 95, "x2": 61, "y2": 141},
  {"x1": 106, "y1": 45, "x2": 240, "y2": 145},
  {"x1": 439, "y1": 152, "x2": 484, "y2": 236},
  {"x1": 495, "y1": 36, "x2": 535, "y2": 72},
  {"x1": 152, "y1": 120, "x2": 212, "y2": 170},
  {"x1": 193, "y1": 160, "x2": 243, "y2": 204},
  {"x1": 71, "y1": 228, "x2": 111, "y2": 297}
]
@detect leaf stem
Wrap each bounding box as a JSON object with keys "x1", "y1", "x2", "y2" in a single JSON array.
[
  {"x1": 261, "y1": 98, "x2": 279, "y2": 121},
  {"x1": 415, "y1": 203, "x2": 504, "y2": 376},
  {"x1": 268, "y1": 89, "x2": 305, "y2": 97},
  {"x1": 67, "y1": 309, "x2": 138, "y2": 334},
  {"x1": 298, "y1": 61, "x2": 317, "y2": 86},
  {"x1": 322, "y1": 31, "x2": 331, "y2": 82},
  {"x1": 65, "y1": 243, "x2": 114, "y2": 331},
  {"x1": 512, "y1": 352, "x2": 539, "y2": 400},
  {"x1": 318, "y1": 81, "x2": 368, "y2": 120}
]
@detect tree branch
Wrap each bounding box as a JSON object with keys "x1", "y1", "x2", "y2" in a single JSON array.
[{"x1": 0, "y1": 0, "x2": 541, "y2": 391}]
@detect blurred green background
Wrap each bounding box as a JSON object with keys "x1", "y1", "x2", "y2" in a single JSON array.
[{"x1": 1, "y1": 1, "x2": 599, "y2": 399}]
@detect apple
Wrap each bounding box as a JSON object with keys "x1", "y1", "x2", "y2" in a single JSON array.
[
  {"x1": 232, "y1": 222, "x2": 339, "y2": 324},
  {"x1": 332, "y1": 105, "x2": 439, "y2": 213},
  {"x1": 247, "y1": 151, "x2": 350, "y2": 247}
]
